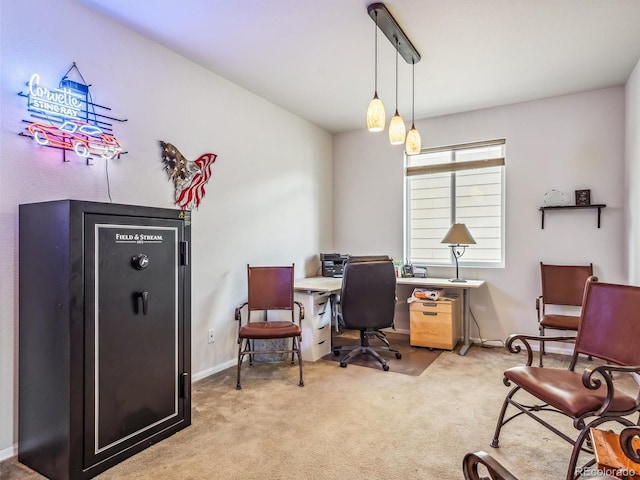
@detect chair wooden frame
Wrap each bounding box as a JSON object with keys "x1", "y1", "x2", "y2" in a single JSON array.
[
  {"x1": 537, "y1": 262, "x2": 593, "y2": 366},
  {"x1": 492, "y1": 277, "x2": 640, "y2": 480},
  {"x1": 234, "y1": 264, "x2": 304, "y2": 390}
]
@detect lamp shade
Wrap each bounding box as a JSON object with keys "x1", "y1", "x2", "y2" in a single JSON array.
[
  {"x1": 366, "y1": 94, "x2": 385, "y2": 132},
  {"x1": 388, "y1": 111, "x2": 406, "y2": 144},
  {"x1": 441, "y1": 223, "x2": 476, "y2": 245},
  {"x1": 405, "y1": 125, "x2": 421, "y2": 155}
]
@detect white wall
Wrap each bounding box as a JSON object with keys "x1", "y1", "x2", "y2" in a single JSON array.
[
  {"x1": 626, "y1": 59, "x2": 640, "y2": 283},
  {"x1": 0, "y1": 0, "x2": 333, "y2": 459},
  {"x1": 334, "y1": 88, "x2": 627, "y2": 339}
]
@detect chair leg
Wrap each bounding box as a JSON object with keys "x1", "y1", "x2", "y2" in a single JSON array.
[
  {"x1": 539, "y1": 326, "x2": 545, "y2": 367},
  {"x1": 295, "y1": 337, "x2": 304, "y2": 387},
  {"x1": 491, "y1": 386, "x2": 521, "y2": 448},
  {"x1": 338, "y1": 332, "x2": 390, "y2": 371},
  {"x1": 374, "y1": 331, "x2": 402, "y2": 358},
  {"x1": 236, "y1": 339, "x2": 246, "y2": 390}
]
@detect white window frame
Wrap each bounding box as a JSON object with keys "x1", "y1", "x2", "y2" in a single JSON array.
[{"x1": 403, "y1": 139, "x2": 506, "y2": 269}]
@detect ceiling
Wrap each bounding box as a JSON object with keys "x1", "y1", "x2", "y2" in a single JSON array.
[{"x1": 79, "y1": 0, "x2": 640, "y2": 134}]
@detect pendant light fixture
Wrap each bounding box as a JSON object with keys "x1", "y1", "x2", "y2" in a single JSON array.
[
  {"x1": 366, "y1": 10, "x2": 385, "y2": 132},
  {"x1": 405, "y1": 60, "x2": 422, "y2": 155},
  {"x1": 366, "y1": 3, "x2": 421, "y2": 146},
  {"x1": 388, "y1": 38, "x2": 406, "y2": 145}
]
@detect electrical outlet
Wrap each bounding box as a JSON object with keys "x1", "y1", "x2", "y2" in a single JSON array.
[{"x1": 207, "y1": 329, "x2": 215, "y2": 344}]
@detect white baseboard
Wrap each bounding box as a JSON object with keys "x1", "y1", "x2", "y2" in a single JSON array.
[
  {"x1": 392, "y1": 328, "x2": 409, "y2": 335},
  {"x1": 192, "y1": 358, "x2": 237, "y2": 382},
  {"x1": 469, "y1": 337, "x2": 574, "y2": 356},
  {"x1": 0, "y1": 444, "x2": 16, "y2": 463}
]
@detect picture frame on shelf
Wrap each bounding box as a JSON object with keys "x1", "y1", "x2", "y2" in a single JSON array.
[{"x1": 575, "y1": 189, "x2": 591, "y2": 206}]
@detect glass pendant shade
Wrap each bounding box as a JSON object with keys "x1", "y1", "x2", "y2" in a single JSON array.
[
  {"x1": 405, "y1": 124, "x2": 421, "y2": 155},
  {"x1": 366, "y1": 94, "x2": 385, "y2": 132},
  {"x1": 388, "y1": 111, "x2": 406, "y2": 145}
]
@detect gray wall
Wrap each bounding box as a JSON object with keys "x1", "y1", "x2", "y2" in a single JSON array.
[{"x1": 334, "y1": 87, "x2": 627, "y2": 338}]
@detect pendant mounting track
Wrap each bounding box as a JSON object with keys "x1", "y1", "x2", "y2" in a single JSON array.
[{"x1": 367, "y1": 2, "x2": 421, "y2": 65}]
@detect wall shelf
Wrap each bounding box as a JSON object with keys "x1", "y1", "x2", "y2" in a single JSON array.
[{"x1": 538, "y1": 204, "x2": 606, "y2": 229}]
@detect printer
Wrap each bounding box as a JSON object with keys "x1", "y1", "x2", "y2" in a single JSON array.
[{"x1": 320, "y1": 253, "x2": 349, "y2": 277}]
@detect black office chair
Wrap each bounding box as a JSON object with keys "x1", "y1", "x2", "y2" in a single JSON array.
[{"x1": 332, "y1": 256, "x2": 402, "y2": 371}]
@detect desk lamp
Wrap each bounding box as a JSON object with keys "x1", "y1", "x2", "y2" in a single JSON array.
[{"x1": 441, "y1": 223, "x2": 476, "y2": 282}]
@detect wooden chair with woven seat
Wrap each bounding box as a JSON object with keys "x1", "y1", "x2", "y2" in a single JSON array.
[
  {"x1": 537, "y1": 262, "x2": 593, "y2": 366},
  {"x1": 234, "y1": 264, "x2": 304, "y2": 390},
  {"x1": 491, "y1": 277, "x2": 640, "y2": 480}
]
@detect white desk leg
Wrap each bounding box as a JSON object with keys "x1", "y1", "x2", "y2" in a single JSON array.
[{"x1": 459, "y1": 288, "x2": 472, "y2": 356}]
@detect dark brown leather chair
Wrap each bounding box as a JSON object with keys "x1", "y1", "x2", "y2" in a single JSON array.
[
  {"x1": 492, "y1": 277, "x2": 640, "y2": 480},
  {"x1": 234, "y1": 264, "x2": 304, "y2": 390},
  {"x1": 464, "y1": 427, "x2": 640, "y2": 480},
  {"x1": 332, "y1": 256, "x2": 401, "y2": 371},
  {"x1": 537, "y1": 262, "x2": 593, "y2": 366}
]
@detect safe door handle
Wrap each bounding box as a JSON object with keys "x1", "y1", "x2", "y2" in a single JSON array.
[{"x1": 138, "y1": 291, "x2": 149, "y2": 315}]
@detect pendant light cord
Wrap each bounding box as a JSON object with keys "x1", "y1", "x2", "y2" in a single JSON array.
[
  {"x1": 395, "y1": 39, "x2": 399, "y2": 112},
  {"x1": 411, "y1": 60, "x2": 415, "y2": 125},
  {"x1": 374, "y1": 12, "x2": 378, "y2": 93}
]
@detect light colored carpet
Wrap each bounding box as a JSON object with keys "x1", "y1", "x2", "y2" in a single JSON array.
[{"x1": 2, "y1": 342, "x2": 638, "y2": 479}]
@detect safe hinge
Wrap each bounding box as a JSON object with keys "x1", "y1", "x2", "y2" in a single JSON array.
[{"x1": 180, "y1": 241, "x2": 189, "y2": 266}]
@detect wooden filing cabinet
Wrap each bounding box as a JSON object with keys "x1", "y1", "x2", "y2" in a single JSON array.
[
  {"x1": 294, "y1": 291, "x2": 333, "y2": 361},
  {"x1": 409, "y1": 296, "x2": 461, "y2": 350}
]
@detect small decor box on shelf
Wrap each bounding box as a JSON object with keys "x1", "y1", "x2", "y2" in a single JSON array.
[{"x1": 575, "y1": 189, "x2": 591, "y2": 206}]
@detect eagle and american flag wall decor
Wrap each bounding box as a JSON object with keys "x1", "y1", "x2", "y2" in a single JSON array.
[{"x1": 160, "y1": 141, "x2": 217, "y2": 210}]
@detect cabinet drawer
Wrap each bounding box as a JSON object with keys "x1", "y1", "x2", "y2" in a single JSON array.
[
  {"x1": 409, "y1": 299, "x2": 454, "y2": 314},
  {"x1": 302, "y1": 324, "x2": 331, "y2": 361},
  {"x1": 295, "y1": 291, "x2": 332, "y2": 329},
  {"x1": 409, "y1": 298, "x2": 459, "y2": 350},
  {"x1": 313, "y1": 299, "x2": 331, "y2": 329},
  {"x1": 307, "y1": 337, "x2": 331, "y2": 362}
]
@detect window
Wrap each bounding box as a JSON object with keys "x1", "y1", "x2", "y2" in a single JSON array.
[{"x1": 404, "y1": 139, "x2": 505, "y2": 267}]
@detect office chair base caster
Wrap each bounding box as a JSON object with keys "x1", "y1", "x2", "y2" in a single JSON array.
[
  {"x1": 340, "y1": 362, "x2": 347, "y2": 368},
  {"x1": 395, "y1": 352, "x2": 402, "y2": 359},
  {"x1": 382, "y1": 364, "x2": 390, "y2": 371}
]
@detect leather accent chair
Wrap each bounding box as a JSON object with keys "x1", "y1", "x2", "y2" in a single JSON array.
[
  {"x1": 235, "y1": 264, "x2": 304, "y2": 390},
  {"x1": 491, "y1": 277, "x2": 640, "y2": 480},
  {"x1": 332, "y1": 256, "x2": 401, "y2": 371},
  {"x1": 537, "y1": 262, "x2": 593, "y2": 366}
]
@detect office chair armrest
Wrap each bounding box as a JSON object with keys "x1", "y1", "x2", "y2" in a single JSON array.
[
  {"x1": 505, "y1": 334, "x2": 577, "y2": 366},
  {"x1": 294, "y1": 301, "x2": 305, "y2": 322},
  {"x1": 582, "y1": 364, "x2": 640, "y2": 416},
  {"x1": 462, "y1": 451, "x2": 519, "y2": 480},
  {"x1": 620, "y1": 426, "x2": 640, "y2": 463}
]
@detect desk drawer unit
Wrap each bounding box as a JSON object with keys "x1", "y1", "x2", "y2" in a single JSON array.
[
  {"x1": 294, "y1": 291, "x2": 332, "y2": 361},
  {"x1": 409, "y1": 298, "x2": 461, "y2": 350}
]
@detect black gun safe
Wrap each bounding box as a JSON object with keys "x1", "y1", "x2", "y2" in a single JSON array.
[{"x1": 18, "y1": 200, "x2": 192, "y2": 479}]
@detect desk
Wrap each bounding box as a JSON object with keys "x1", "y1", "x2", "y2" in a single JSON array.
[{"x1": 294, "y1": 276, "x2": 485, "y2": 358}]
